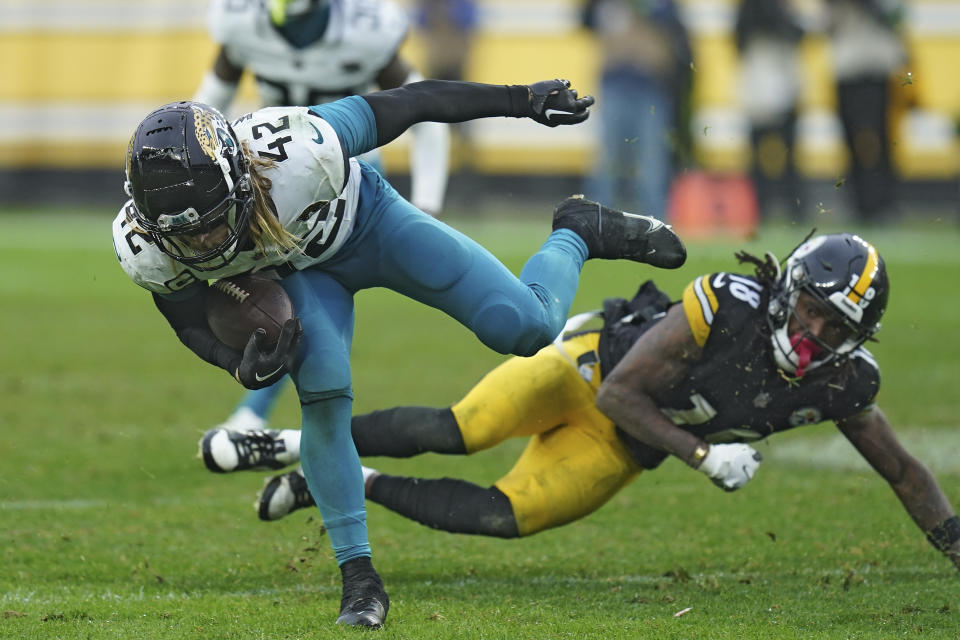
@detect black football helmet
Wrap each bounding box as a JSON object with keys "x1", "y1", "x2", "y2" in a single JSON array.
[
  {"x1": 124, "y1": 101, "x2": 252, "y2": 271},
  {"x1": 767, "y1": 233, "x2": 889, "y2": 374}
]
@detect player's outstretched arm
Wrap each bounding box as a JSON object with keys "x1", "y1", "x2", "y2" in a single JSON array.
[
  {"x1": 362, "y1": 78, "x2": 594, "y2": 149},
  {"x1": 837, "y1": 408, "x2": 960, "y2": 571}
]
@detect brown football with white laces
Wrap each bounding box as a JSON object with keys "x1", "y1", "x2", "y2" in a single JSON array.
[{"x1": 205, "y1": 274, "x2": 295, "y2": 351}]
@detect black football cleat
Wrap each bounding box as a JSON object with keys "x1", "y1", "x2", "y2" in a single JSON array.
[
  {"x1": 256, "y1": 468, "x2": 315, "y2": 521},
  {"x1": 336, "y1": 557, "x2": 389, "y2": 628},
  {"x1": 552, "y1": 195, "x2": 686, "y2": 268},
  {"x1": 199, "y1": 427, "x2": 295, "y2": 472}
]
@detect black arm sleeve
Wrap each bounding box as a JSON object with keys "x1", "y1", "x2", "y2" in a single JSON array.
[
  {"x1": 362, "y1": 80, "x2": 531, "y2": 148},
  {"x1": 152, "y1": 287, "x2": 243, "y2": 377}
]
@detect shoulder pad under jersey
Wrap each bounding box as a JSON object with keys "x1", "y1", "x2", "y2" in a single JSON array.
[
  {"x1": 845, "y1": 346, "x2": 882, "y2": 407},
  {"x1": 682, "y1": 272, "x2": 765, "y2": 347}
]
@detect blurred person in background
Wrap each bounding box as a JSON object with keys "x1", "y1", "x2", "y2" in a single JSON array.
[
  {"x1": 414, "y1": 0, "x2": 480, "y2": 170},
  {"x1": 414, "y1": 0, "x2": 478, "y2": 83},
  {"x1": 825, "y1": 0, "x2": 908, "y2": 222},
  {"x1": 194, "y1": 0, "x2": 450, "y2": 442},
  {"x1": 581, "y1": 0, "x2": 692, "y2": 219},
  {"x1": 735, "y1": 0, "x2": 806, "y2": 222},
  {"x1": 213, "y1": 233, "x2": 960, "y2": 574}
]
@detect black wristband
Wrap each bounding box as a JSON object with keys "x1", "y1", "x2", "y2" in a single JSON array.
[
  {"x1": 926, "y1": 515, "x2": 960, "y2": 552},
  {"x1": 505, "y1": 84, "x2": 531, "y2": 118}
]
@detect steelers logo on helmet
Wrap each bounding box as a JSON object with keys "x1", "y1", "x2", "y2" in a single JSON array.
[
  {"x1": 124, "y1": 101, "x2": 253, "y2": 272},
  {"x1": 767, "y1": 233, "x2": 889, "y2": 376}
]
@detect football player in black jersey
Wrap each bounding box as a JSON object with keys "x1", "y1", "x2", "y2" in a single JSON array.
[{"x1": 213, "y1": 232, "x2": 960, "y2": 570}]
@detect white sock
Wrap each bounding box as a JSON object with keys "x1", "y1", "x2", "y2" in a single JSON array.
[{"x1": 275, "y1": 429, "x2": 301, "y2": 466}]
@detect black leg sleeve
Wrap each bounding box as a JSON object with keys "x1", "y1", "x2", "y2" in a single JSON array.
[
  {"x1": 369, "y1": 475, "x2": 520, "y2": 538},
  {"x1": 351, "y1": 407, "x2": 466, "y2": 457},
  {"x1": 363, "y1": 80, "x2": 531, "y2": 148}
]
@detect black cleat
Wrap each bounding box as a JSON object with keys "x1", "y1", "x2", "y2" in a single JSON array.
[
  {"x1": 199, "y1": 428, "x2": 294, "y2": 473},
  {"x1": 552, "y1": 195, "x2": 686, "y2": 268},
  {"x1": 257, "y1": 468, "x2": 315, "y2": 521},
  {"x1": 336, "y1": 557, "x2": 389, "y2": 628}
]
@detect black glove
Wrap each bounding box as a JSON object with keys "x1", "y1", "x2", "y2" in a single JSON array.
[
  {"x1": 526, "y1": 79, "x2": 595, "y2": 127},
  {"x1": 234, "y1": 318, "x2": 303, "y2": 390}
]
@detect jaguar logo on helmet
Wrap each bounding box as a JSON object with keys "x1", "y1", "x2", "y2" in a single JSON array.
[
  {"x1": 219, "y1": 127, "x2": 238, "y2": 156},
  {"x1": 193, "y1": 106, "x2": 221, "y2": 163},
  {"x1": 192, "y1": 105, "x2": 239, "y2": 163},
  {"x1": 767, "y1": 233, "x2": 889, "y2": 376}
]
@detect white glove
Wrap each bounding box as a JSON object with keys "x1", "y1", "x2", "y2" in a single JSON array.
[{"x1": 697, "y1": 443, "x2": 762, "y2": 492}]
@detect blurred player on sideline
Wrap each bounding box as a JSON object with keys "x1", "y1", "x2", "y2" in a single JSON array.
[
  {"x1": 209, "y1": 233, "x2": 960, "y2": 573},
  {"x1": 194, "y1": 0, "x2": 450, "y2": 440}
]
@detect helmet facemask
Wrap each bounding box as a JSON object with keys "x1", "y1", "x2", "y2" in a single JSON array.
[
  {"x1": 767, "y1": 234, "x2": 887, "y2": 377},
  {"x1": 125, "y1": 102, "x2": 254, "y2": 272},
  {"x1": 148, "y1": 181, "x2": 253, "y2": 271}
]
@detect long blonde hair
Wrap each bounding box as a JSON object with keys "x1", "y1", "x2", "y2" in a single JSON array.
[{"x1": 242, "y1": 141, "x2": 302, "y2": 257}]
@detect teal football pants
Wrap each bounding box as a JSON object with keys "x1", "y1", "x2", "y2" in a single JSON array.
[{"x1": 280, "y1": 163, "x2": 589, "y2": 565}]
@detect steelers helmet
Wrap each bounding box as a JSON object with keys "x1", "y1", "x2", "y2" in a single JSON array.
[
  {"x1": 124, "y1": 101, "x2": 252, "y2": 271},
  {"x1": 767, "y1": 233, "x2": 889, "y2": 374}
]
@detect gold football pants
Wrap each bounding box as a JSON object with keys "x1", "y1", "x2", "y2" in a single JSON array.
[{"x1": 451, "y1": 332, "x2": 641, "y2": 536}]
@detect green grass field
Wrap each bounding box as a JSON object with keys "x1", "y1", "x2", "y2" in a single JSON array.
[{"x1": 1, "y1": 209, "x2": 958, "y2": 639}]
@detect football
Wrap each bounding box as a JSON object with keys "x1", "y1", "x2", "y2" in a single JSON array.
[{"x1": 205, "y1": 274, "x2": 295, "y2": 351}]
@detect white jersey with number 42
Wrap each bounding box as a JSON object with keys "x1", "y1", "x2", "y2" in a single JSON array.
[
  {"x1": 112, "y1": 107, "x2": 361, "y2": 296},
  {"x1": 209, "y1": 0, "x2": 409, "y2": 106}
]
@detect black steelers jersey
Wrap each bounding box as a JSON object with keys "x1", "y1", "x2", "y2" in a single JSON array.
[{"x1": 602, "y1": 273, "x2": 881, "y2": 469}]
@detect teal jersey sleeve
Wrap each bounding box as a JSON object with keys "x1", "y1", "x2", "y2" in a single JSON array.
[{"x1": 309, "y1": 96, "x2": 378, "y2": 158}]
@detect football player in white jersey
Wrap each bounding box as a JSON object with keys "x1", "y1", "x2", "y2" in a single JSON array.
[
  {"x1": 194, "y1": 0, "x2": 451, "y2": 449},
  {"x1": 112, "y1": 78, "x2": 687, "y2": 628},
  {"x1": 195, "y1": 0, "x2": 448, "y2": 213}
]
